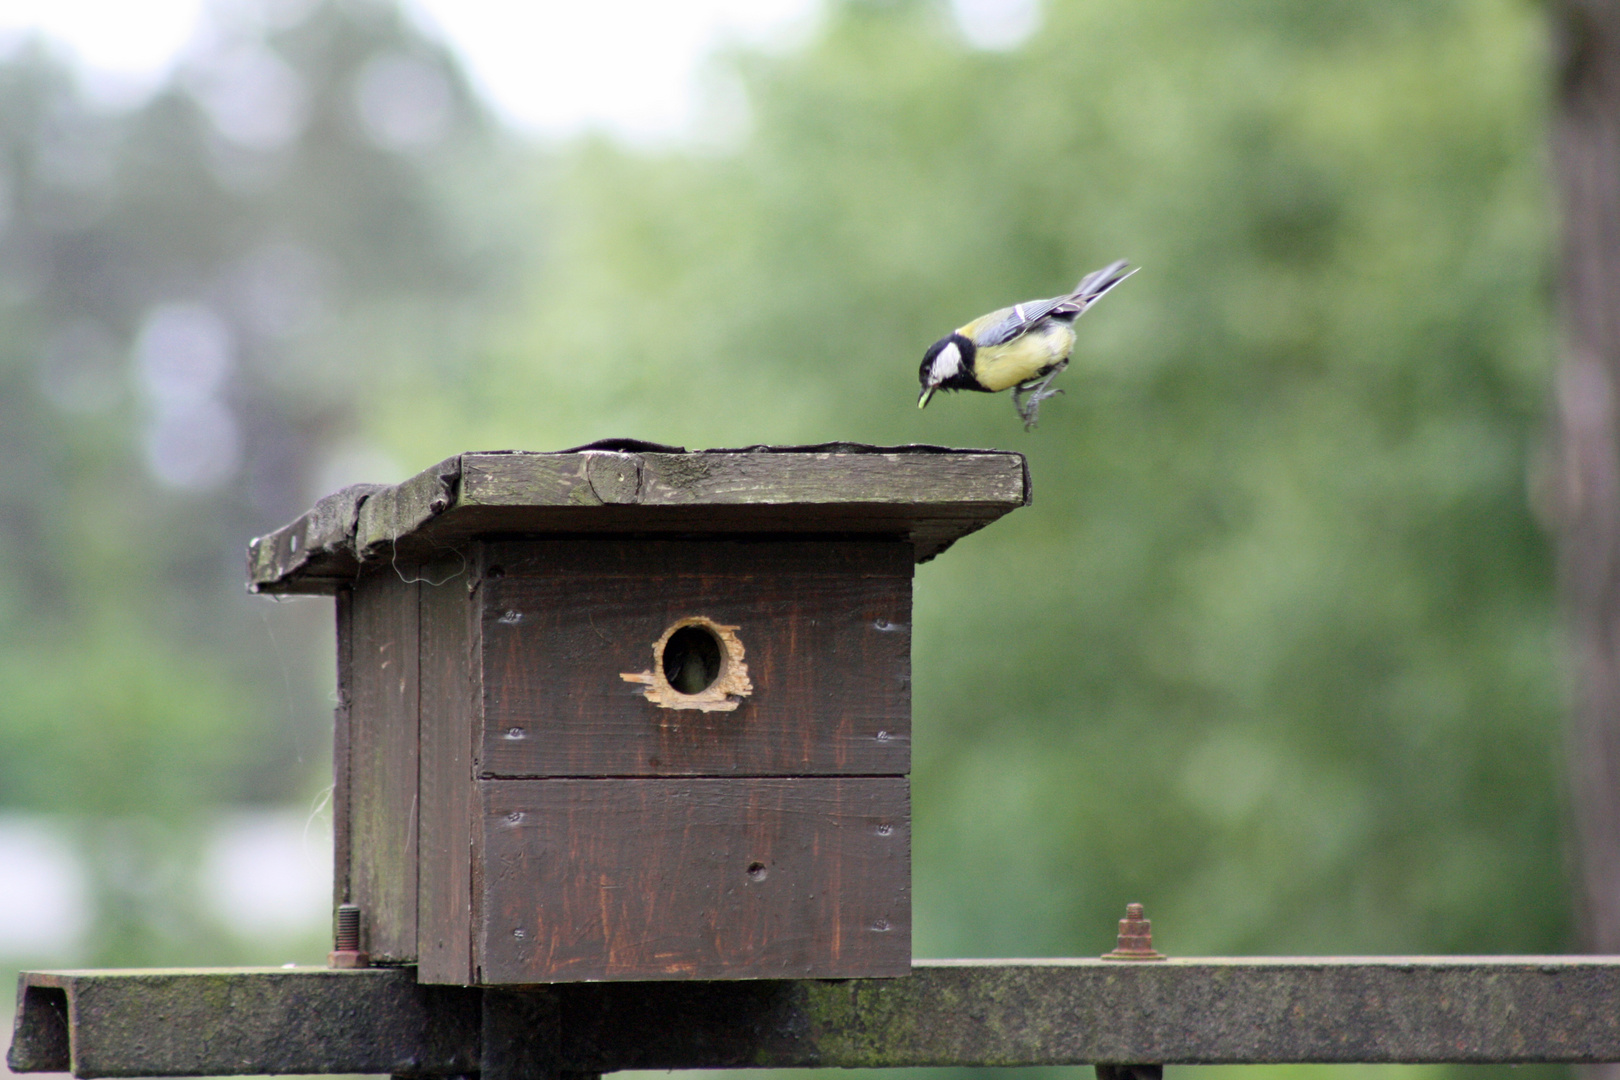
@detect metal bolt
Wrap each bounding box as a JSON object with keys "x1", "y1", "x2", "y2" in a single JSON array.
[
  {"x1": 1102, "y1": 902, "x2": 1166, "y2": 961},
  {"x1": 334, "y1": 905, "x2": 360, "y2": 950},
  {"x1": 328, "y1": 903, "x2": 370, "y2": 969}
]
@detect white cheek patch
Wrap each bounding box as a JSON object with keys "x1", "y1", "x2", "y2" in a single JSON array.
[{"x1": 929, "y1": 341, "x2": 963, "y2": 382}]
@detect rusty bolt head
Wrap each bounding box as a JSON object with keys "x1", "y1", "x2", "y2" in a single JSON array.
[{"x1": 1102, "y1": 902, "x2": 1166, "y2": 961}]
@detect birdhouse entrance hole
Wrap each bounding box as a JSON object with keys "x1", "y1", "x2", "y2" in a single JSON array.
[
  {"x1": 663, "y1": 624, "x2": 722, "y2": 693},
  {"x1": 622, "y1": 615, "x2": 754, "y2": 712}
]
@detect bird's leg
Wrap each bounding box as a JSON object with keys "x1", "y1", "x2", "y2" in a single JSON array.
[
  {"x1": 1013, "y1": 370, "x2": 1065, "y2": 430},
  {"x1": 1012, "y1": 381, "x2": 1032, "y2": 421}
]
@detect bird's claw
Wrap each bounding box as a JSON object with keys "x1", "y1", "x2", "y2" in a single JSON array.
[{"x1": 1013, "y1": 380, "x2": 1064, "y2": 431}]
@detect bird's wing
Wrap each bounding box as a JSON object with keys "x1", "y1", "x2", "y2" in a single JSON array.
[
  {"x1": 961, "y1": 295, "x2": 1071, "y2": 348},
  {"x1": 959, "y1": 262, "x2": 1136, "y2": 348}
]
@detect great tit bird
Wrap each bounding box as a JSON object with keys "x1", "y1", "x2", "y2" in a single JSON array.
[{"x1": 917, "y1": 260, "x2": 1137, "y2": 430}]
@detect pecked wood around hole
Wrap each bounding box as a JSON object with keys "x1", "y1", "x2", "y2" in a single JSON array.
[{"x1": 621, "y1": 616, "x2": 754, "y2": 713}]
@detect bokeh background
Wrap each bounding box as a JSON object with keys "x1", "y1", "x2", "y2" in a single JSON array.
[{"x1": 0, "y1": 2, "x2": 1570, "y2": 1080}]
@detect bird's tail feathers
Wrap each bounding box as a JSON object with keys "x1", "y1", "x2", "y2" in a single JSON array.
[{"x1": 1071, "y1": 259, "x2": 1137, "y2": 306}]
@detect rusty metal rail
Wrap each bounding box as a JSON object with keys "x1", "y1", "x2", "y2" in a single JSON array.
[{"x1": 11, "y1": 958, "x2": 1620, "y2": 1078}]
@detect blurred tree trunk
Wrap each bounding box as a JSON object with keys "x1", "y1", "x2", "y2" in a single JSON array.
[{"x1": 1554, "y1": 0, "x2": 1620, "y2": 982}]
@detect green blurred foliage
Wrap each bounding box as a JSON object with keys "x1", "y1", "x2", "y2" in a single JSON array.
[
  {"x1": 392, "y1": 2, "x2": 1567, "y2": 1076},
  {"x1": 0, "y1": 0, "x2": 1573, "y2": 1077},
  {"x1": 398, "y1": 0, "x2": 1564, "y2": 955},
  {"x1": 0, "y1": 0, "x2": 508, "y2": 966}
]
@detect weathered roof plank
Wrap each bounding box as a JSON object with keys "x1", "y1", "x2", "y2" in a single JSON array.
[{"x1": 247, "y1": 444, "x2": 1030, "y2": 595}]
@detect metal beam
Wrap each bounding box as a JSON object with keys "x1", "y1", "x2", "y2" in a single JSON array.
[
  {"x1": 8, "y1": 968, "x2": 478, "y2": 1079},
  {"x1": 12, "y1": 958, "x2": 1620, "y2": 1077}
]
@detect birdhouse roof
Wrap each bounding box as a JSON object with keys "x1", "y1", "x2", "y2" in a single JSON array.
[{"x1": 247, "y1": 441, "x2": 1029, "y2": 595}]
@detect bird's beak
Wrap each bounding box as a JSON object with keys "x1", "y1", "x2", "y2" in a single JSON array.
[{"x1": 918, "y1": 385, "x2": 935, "y2": 409}]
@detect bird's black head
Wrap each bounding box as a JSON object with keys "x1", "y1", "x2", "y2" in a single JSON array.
[{"x1": 917, "y1": 333, "x2": 978, "y2": 408}]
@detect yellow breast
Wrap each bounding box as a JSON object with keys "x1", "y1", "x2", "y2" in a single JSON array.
[{"x1": 971, "y1": 323, "x2": 1075, "y2": 392}]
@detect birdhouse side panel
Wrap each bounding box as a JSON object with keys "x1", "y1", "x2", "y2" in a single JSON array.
[
  {"x1": 476, "y1": 540, "x2": 913, "y2": 778},
  {"x1": 476, "y1": 777, "x2": 910, "y2": 982},
  {"x1": 342, "y1": 572, "x2": 421, "y2": 964},
  {"x1": 331, "y1": 588, "x2": 353, "y2": 919},
  {"x1": 416, "y1": 561, "x2": 482, "y2": 985}
]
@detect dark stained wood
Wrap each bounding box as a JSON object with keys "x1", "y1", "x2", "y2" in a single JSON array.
[
  {"x1": 346, "y1": 571, "x2": 420, "y2": 963},
  {"x1": 355, "y1": 456, "x2": 461, "y2": 566},
  {"x1": 332, "y1": 587, "x2": 354, "y2": 910},
  {"x1": 477, "y1": 777, "x2": 910, "y2": 982},
  {"x1": 247, "y1": 447, "x2": 1028, "y2": 594},
  {"x1": 416, "y1": 559, "x2": 480, "y2": 985},
  {"x1": 246, "y1": 482, "x2": 386, "y2": 596},
  {"x1": 477, "y1": 540, "x2": 912, "y2": 778}
]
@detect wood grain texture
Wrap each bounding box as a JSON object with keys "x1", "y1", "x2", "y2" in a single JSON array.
[
  {"x1": 477, "y1": 777, "x2": 910, "y2": 982},
  {"x1": 247, "y1": 447, "x2": 1028, "y2": 593},
  {"x1": 478, "y1": 540, "x2": 911, "y2": 778},
  {"x1": 332, "y1": 588, "x2": 354, "y2": 910},
  {"x1": 355, "y1": 457, "x2": 460, "y2": 564},
  {"x1": 246, "y1": 483, "x2": 384, "y2": 595},
  {"x1": 460, "y1": 450, "x2": 1027, "y2": 509},
  {"x1": 416, "y1": 560, "x2": 479, "y2": 985},
  {"x1": 347, "y1": 572, "x2": 420, "y2": 963}
]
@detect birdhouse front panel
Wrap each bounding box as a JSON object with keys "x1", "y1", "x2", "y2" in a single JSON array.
[
  {"x1": 477, "y1": 539, "x2": 912, "y2": 778},
  {"x1": 461, "y1": 537, "x2": 913, "y2": 982},
  {"x1": 246, "y1": 443, "x2": 1029, "y2": 987},
  {"x1": 479, "y1": 777, "x2": 908, "y2": 982}
]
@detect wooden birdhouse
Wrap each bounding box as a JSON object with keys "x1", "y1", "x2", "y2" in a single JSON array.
[{"x1": 248, "y1": 441, "x2": 1027, "y2": 984}]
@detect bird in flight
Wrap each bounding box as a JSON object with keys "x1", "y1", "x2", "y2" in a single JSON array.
[{"x1": 917, "y1": 260, "x2": 1136, "y2": 430}]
